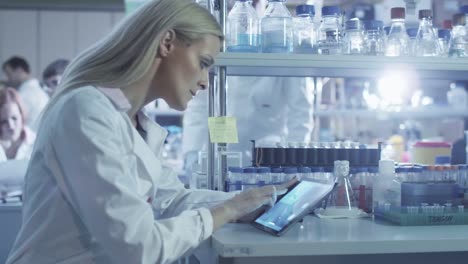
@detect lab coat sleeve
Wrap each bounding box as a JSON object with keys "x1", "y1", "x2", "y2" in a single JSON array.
[
  {"x1": 52, "y1": 93, "x2": 212, "y2": 264},
  {"x1": 153, "y1": 165, "x2": 237, "y2": 218},
  {"x1": 283, "y1": 77, "x2": 314, "y2": 143}
]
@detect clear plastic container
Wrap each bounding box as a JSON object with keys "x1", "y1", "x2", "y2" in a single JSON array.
[
  {"x1": 270, "y1": 167, "x2": 284, "y2": 184},
  {"x1": 448, "y1": 13, "x2": 467, "y2": 57},
  {"x1": 256, "y1": 166, "x2": 272, "y2": 186},
  {"x1": 227, "y1": 0, "x2": 259, "y2": 53},
  {"x1": 261, "y1": 0, "x2": 293, "y2": 53},
  {"x1": 343, "y1": 19, "x2": 365, "y2": 55},
  {"x1": 447, "y1": 82, "x2": 468, "y2": 110},
  {"x1": 227, "y1": 167, "x2": 243, "y2": 192},
  {"x1": 298, "y1": 166, "x2": 312, "y2": 180},
  {"x1": 415, "y1": 9, "x2": 439, "y2": 57},
  {"x1": 363, "y1": 20, "x2": 385, "y2": 56},
  {"x1": 242, "y1": 167, "x2": 258, "y2": 190},
  {"x1": 283, "y1": 167, "x2": 298, "y2": 181},
  {"x1": 385, "y1": 7, "x2": 409, "y2": 57},
  {"x1": 317, "y1": 5, "x2": 343, "y2": 55},
  {"x1": 438, "y1": 29, "x2": 451, "y2": 57},
  {"x1": 293, "y1": 4, "x2": 317, "y2": 54}
]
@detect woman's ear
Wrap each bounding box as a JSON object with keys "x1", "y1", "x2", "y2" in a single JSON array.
[{"x1": 158, "y1": 29, "x2": 177, "y2": 57}]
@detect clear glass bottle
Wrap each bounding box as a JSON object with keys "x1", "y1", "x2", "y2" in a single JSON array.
[
  {"x1": 293, "y1": 4, "x2": 317, "y2": 54},
  {"x1": 385, "y1": 7, "x2": 409, "y2": 57},
  {"x1": 438, "y1": 29, "x2": 451, "y2": 57},
  {"x1": 261, "y1": 0, "x2": 293, "y2": 53},
  {"x1": 363, "y1": 20, "x2": 385, "y2": 56},
  {"x1": 317, "y1": 5, "x2": 343, "y2": 55},
  {"x1": 449, "y1": 13, "x2": 467, "y2": 57},
  {"x1": 343, "y1": 19, "x2": 365, "y2": 55},
  {"x1": 227, "y1": 0, "x2": 259, "y2": 53},
  {"x1": 406, "y1": 28, "x2": 418, "y2": 56},
  {"x1": 415, "y1": 9, "x2": 440, "y2": 57}
]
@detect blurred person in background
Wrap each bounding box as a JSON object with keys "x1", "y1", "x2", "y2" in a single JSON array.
[
  {"x1": 2, "y1": 56, "x2": 49, "y2": 131},
  {"x1": 42, "y1": 59, "x2": 70, "y2": 97},
  {"x1": 183, "y1": 0, "x2": 314, "y2": 172},
  {"x1": 0, "y1": 88, "x2": 35, "y2": 162}
]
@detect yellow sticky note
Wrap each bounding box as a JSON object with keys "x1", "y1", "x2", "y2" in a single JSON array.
[{"x1": 208, "y1": 117, "x2": 239, "y2": 143}]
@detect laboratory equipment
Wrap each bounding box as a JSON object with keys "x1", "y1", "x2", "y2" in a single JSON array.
[
  {"x1": 363, "y1": 20, "x2": 385, "y2": 56},
  {"x1": 293, "y1": 4, "x2": 317, "y2": 54},
  {"x1": 415, "y1": 9, "x2": 439, "y2": 57},
  {"x1": 411, "y1": 141, "x2": 452, "y2": 165},
  {"x1": 343, "y1": 19, "x2": 365, "y2": 55},
  {"x1": 226, "y1": 0, "x2": 259, "y2": 52},
  {"x1": 447, "y1": 81, "x2": 468, "y2": 109},
  {"x1": 385, "y1": 7, "x2": 409, "y2": 57},
  {"x1": 317, "y1": 5, "x2": 343, "y2": 55},
  {"x1": 438, "y1": 29, "x2": 451, "y2": 57},
  {"x1": 261, "y1": 0, "x2": 293, "y2": 53},
  {"x1": 448, "y1": 13, "x2": 467, "y2": 57}
]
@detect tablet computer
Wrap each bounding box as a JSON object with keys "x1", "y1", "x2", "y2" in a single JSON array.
[{"x1": 252, "y1": 180, "x2": 336, "y2": 236}]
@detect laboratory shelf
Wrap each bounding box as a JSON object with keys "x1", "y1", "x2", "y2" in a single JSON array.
[
  {"x1": 215, "y1": 52, "x2": 468, "y2": 79},
  {"x1": 314, "y1": 108, "x2": 468, "y2": 119},
  {"x1": 212, "y1": 216, "x2": 468, "y2": 258}
]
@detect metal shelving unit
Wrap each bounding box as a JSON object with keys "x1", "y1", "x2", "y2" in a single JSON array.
[
  {"x1": 215, "y1": 52, "x2": 468, "y2": 79},
  {"x1": 315, "y1": 108, "x2": 468, "y2": 119}
]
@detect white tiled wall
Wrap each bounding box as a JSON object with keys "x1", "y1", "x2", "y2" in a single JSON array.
[{"x1": 0, "y1": 9, "x2": 125, "y2": 80}]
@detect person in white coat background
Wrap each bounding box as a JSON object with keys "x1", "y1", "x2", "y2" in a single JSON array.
[
  {"x1": 6, "y1": 1, "x2": 292, "y2": 263},
  {"x1": 2, "y1": 56, "x2": 50, "y2": 131},
  {"x1": 183, "y1": 0, "x2": 314, "y2": 169}
]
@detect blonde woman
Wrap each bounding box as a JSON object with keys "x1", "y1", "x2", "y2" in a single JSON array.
[{"x1": 6, "y1": 1, "x2": 291, "y2": 263}]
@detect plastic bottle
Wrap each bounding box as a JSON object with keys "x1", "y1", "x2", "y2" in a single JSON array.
[
  {"x1": 227, "y1": 0, "x2": 259, "y2": 52},
  {"x1": 415, "y1": 9, "x2": 440, "y2": 57},
  {"x1": 438, "y1": 29, "x2": 451, "y2": 57},
  {"x1": 293, "y1": 5, "x2": 317, "y2": 54},
  {"x1": 363, "y1": 20, "x2": 385, "y2": 56},
  {"x1": 447, "y1": 81, "x2": 468, "y2": 110},
  {"x1": 317, "y1": 5, "x2": 343, "y2": 55},
  {"x1": 261, "y1": 0, "x2": 293, "y2": 53},
  {"x1": 406, "y1": 28, "x2": 418, "y2": 56},
  {"x1": 448, "y1": 13, "x2": 467, "y2": 57},
  {"x1": 374, "y1": 160, "x2": 400, "y2": 211},
  {"x1": 343, "y1": 19, "x2": 365, "y2": 55},
  {"x1": 385, "y1": 7, "x2": 409, "y2": 57}
]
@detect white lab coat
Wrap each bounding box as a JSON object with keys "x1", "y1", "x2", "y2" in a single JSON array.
[
  {"x1": 17, "y1": 79, "x2": 49, "y2": 131},
  {"x1": 183, "y1": 76, "x2": 314, "y2": 165},
  {"x1": 6, "y1": 86, "x2": 234, "y2": 264}
]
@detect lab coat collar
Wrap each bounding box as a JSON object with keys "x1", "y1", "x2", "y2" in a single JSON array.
[{"x1": 97, "y1": 87, "x2": 132, "y2": 112}]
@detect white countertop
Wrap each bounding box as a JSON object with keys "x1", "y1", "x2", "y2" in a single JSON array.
[{"x1": 212, "y1": 216, "x2": 468, "y2": 258}]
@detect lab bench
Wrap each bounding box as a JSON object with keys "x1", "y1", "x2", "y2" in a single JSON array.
[
  {"x1": 210, "y1": 215, "x2": 468, "y2": 264},
  {"x1": 0, "y1": 204, "x2": 22, "y2": 264}
]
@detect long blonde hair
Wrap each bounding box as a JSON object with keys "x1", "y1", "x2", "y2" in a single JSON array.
[{"x1": 54, "y1": 0, "x2": 222, "y2": 100}]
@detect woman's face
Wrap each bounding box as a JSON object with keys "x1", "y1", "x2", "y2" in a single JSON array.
[
  {"x1": 154, "y1": 34, "x2": 221, "y2": 111},
  {"x1": 0, "y1": 103, "x2": 23, "y2": 142}
]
